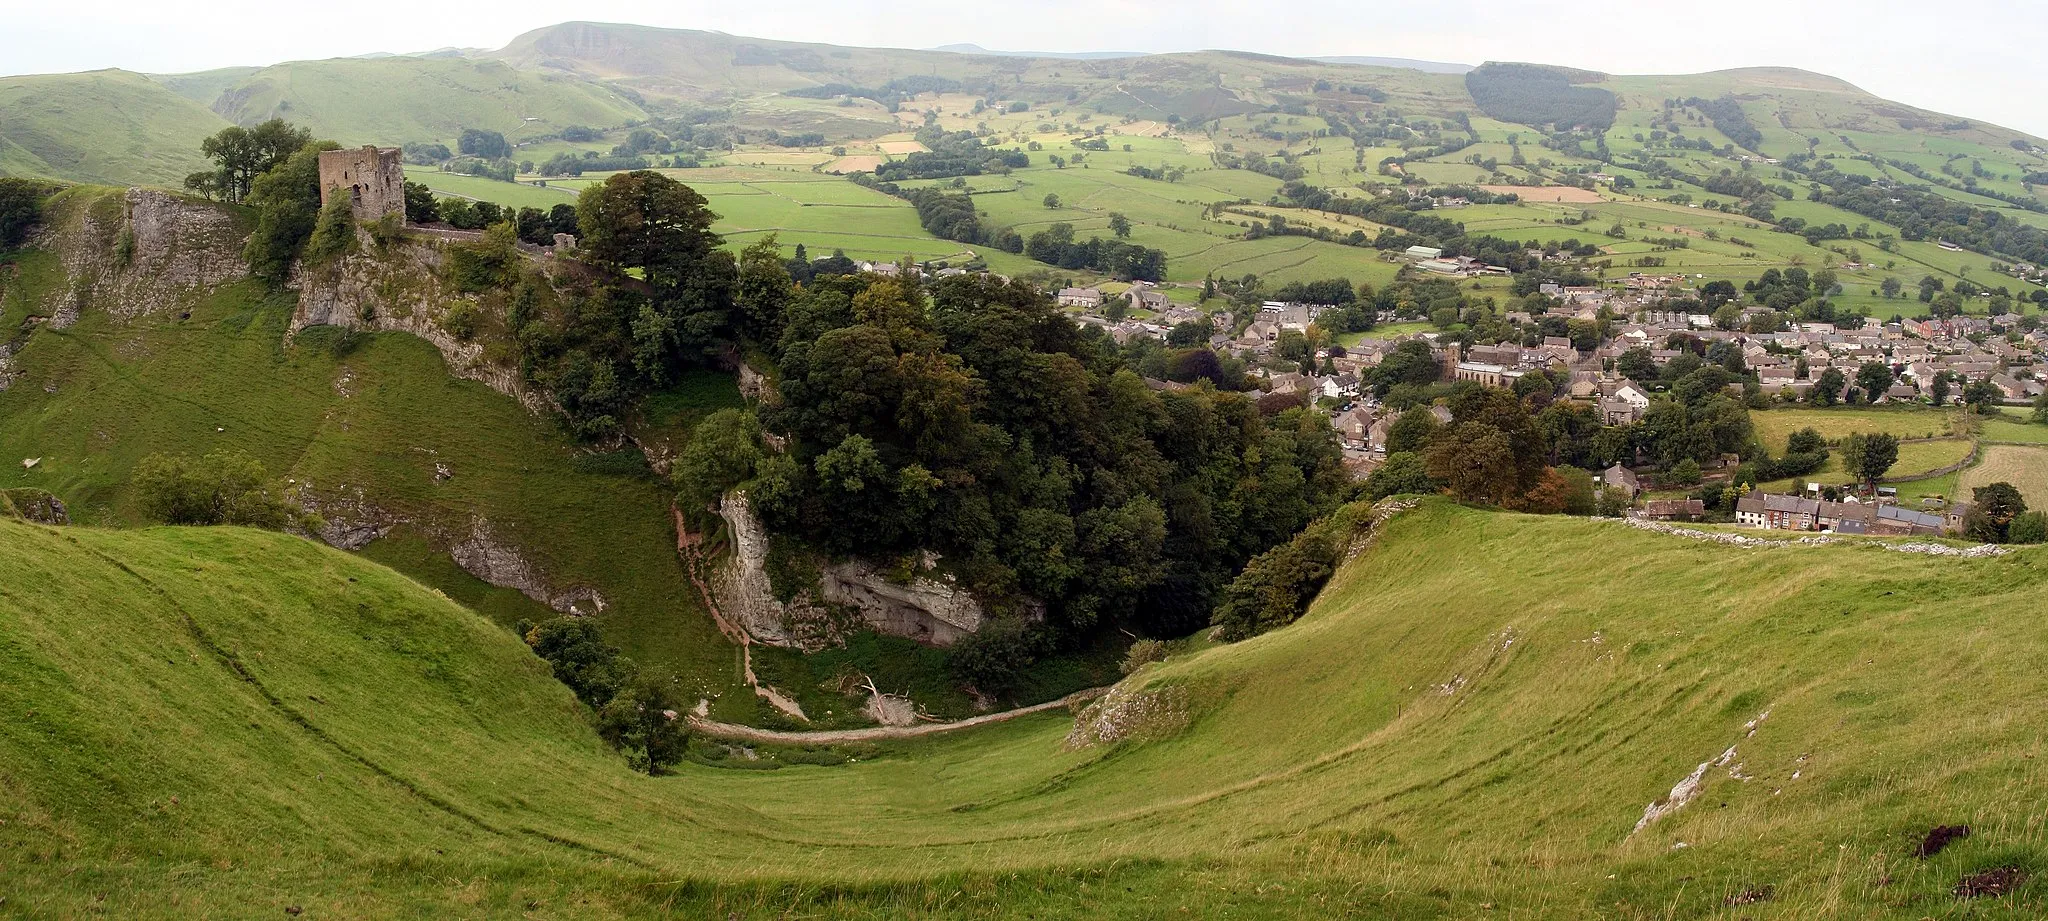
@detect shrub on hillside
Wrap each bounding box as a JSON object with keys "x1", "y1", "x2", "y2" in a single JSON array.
[
  {"x1": 1965, "y1": 483, "x2": 2029, "y2": 543},
  {"x1": 596, "y1": 678, "x2": 689, "y2": 775},
  {"x1": 949, "y1": 617, "x2": 1054, "y2": 694},
  {"x1": 133, "y1": 450, "x2": 305, "y2": 530},
  {"x1": 1119, "y1": 638, "x2": 1169, "y2": 675},
  {"x1": 303, "y1": 192, "x2": 356, "y2": 263},
  {"x1": 523, "y1": 617, "x2": 635, "y2": 710},
  {"x1": 2010, "y1": 511, "x2": 2048, "y2": 545},
  {"x1": 0, "y1": 177, "x2": 54, "y2": 250},
  {"x1": 1211, "y1": 525, "x2": 1340, "y2": 642},
  {"x1": 524, "y1": 617, "x2": 685, "y2": 774},
  {"x1": 1785, "y1": 427, "x2": 1826, "y2": 456},
  {"x1": 1363, "y1": 451, "x2": 1436, "y2": 501},
  {"x1": 243, "y1": 140, "x2": 340, "y2": 283},
  {"x1": 671, "y1": 408, "x2": 764, "y2": 514}
]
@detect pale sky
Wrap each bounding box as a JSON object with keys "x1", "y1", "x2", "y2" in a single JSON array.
[{"x1": 5, "y1": 0, "x2": 2044, "y2": 139}]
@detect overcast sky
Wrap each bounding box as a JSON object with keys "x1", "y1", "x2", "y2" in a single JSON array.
[{"x1": 7, "y1": 0, "x2": 2044, "y2": 138}]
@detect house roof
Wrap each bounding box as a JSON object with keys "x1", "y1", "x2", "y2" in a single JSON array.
[
  {"x1": 1743, "y1": 492, "x2": 1818, "y2": 515},
  {"x1": 1817, "y1": 501, "x2": 1874, "y2": 523},
  {"x1": 1877, "y1": 505, "x2": 1945, "y2": 529}
]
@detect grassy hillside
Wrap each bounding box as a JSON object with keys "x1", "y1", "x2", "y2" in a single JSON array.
[
  {"x1": 6, "y1": 500, "x2": 2048, "y2": 917},
  {"x1": 202, "y1": 56, "x2": 648, "y2": 147},
  {"x1": 6, "y1": 25, "x2": 2045, "y2": 310},
  {"x1": 0, "y1": 69, "x2": 228, "y2": 185},
  {"x1": 0, "y1": 191, "x2": 750, "y2": 714}
]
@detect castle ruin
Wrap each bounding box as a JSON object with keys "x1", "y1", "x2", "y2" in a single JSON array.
[{"x1": 318, "y1": 146, "x2": 405, "y2": 224}]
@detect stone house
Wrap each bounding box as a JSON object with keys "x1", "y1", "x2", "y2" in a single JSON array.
[
  {"x1": 1642, "y1": 498, "x2": 1705, "y2": 521},
  {"x1": 1057, "y1": 287, "x2": 1104, "y2": 308},
  {"x1": 1735, "y1": 492, "x2": 1819, "y2": 530}
]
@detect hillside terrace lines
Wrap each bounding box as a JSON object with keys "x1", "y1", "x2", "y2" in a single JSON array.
[{"x1": 42, "y1": 525, "x2": 661, "y2": 871}]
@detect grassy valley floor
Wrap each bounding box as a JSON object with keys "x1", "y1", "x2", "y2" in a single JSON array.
[{"x1": 4, "y1": 501, "x2": 2047, "y2": 918}]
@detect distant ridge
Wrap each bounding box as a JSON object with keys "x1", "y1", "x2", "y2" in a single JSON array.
[
  {"x1": 1312, "y1": 55, "x2": 1473, "y2": 74},
  {"x1": 930, "y1": 43, "x2": 1146, "y2": 60}
]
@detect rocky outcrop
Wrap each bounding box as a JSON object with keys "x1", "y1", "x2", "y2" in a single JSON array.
[
  {"x1": 35, "y1": 189, "x2": 247, "y2": 327},
  {"x1": 735, "y1": 360, "x2": 768, "y2": 401},
  {"x1": 819, "y1": 556, "x2": 1003, "y2": 646},
  {"x1": 0, "y1": 339, "x2": 18, "y2": 392},
  {"x1": 710, "y1": 492, "x2": 837, "y2": 648},
  {"x1": 289, "y1": 235, "x2": 541, "y2": 412},
  {"x1": 451, "y1": 519, "x2": 607, "y2": 615},
  {"x1": 0, "y1": 488, "x2": 69, "y2": 525},
  {"x1": 1615, "y1": 516, "x2": 2009, "y2": 557},
  {"x1": 710, "y1": 492, "x2": 1027, "y2": 649},
  {"x1": 1063, "y1": 684, "x2": 1192, "y2": 750},
  {"x1": 295, "y1": 482, "x2": 401, "y2": 551}
]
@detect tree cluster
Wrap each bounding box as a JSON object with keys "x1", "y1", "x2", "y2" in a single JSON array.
[
  {"x1": 133, "y1": 449, "x2": 311, "y2": 531},
  {"x1": 874, "y1": 129, "x2": 1029, "y2": 181},
  {"x1": 1464, "y1": 63, "x2": 1618, "y2": 131},
  {"x1": 523, "y1": 618, "x2": 686, "y2": 774},
  {"x1": 1679, "y1": 96, "x2": 1763, "y2": 151},
  {"x1": 677, "y1": 268, "x2": 1349, "y2": 646},
  {"x1": 0, "y1": 177, "x2": 53, "y2": 250},
  {"x1": 1023, "y1": 223, "x2": 1166, "y2": 281},
  {"x1": 184, "y1": 119, "x2": 312, "y2": 204}
]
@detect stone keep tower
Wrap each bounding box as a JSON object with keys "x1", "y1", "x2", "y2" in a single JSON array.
[{"x1": 317, "y1": 146, "x2": 405, "y2": 223}]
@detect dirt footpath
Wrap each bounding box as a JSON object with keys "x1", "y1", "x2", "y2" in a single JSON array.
[{"x1": 690, "y1": 687, "x2": 1107, "y2": 745}]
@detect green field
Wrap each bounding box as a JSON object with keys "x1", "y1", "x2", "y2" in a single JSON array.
[
  {"x1": 1960, "y1": 445, "x2": 2048, "y2": 508},
  {"x1": 1756, "y1": 437, "x2": 1976, "y2": 495},
  {"x1": 8, "y1": 500, "x2": 2048, "y2": 917},
  {"x1": 1341, "y1": 320, "x2": 1433, "y2": 344},
  {"x1": 1751, "y1": 406, "x2": 1964, "y2": 450},
  {"x1": 409, "y1": 168, "x2": 582, "y2": 210},
  {"x1": 11, "y1": 28, "x2": 2048, "y2": 312},
  {"x1": 1982, "y1": 415, "x2": 2048, "y2": 444},
  {"x1": 196, "y1": 56, "x2": 646, "y2": 148}
]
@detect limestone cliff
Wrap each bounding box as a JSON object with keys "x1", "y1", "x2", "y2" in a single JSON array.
[
  {"x1": 710, "y1": 492, "x2": 838, "y2": 649},
  {"x1": 11, "y1": 187, "x2": 604, "y2": 619},
  {"x1": 34, "y1": 189, "x2": 248, "y2": 327},
  {"x1": 711, "y1": 492, "x2": 1028, "y2": 649},
  {"x1": 289, "y1": 235, "x2": 540, "y2": 412},
  {"x1": 451, "y1": 519, "x2": 607, "y2": 616}
]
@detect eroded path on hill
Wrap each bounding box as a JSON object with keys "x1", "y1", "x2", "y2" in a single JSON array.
[{"x1": 687, "y1": 687, "x2": 1108, "y2": 745}]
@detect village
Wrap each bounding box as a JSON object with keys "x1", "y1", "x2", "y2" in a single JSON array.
[{"x1": 1050, "y1": 260, "x2": 2044, "y2": 538}]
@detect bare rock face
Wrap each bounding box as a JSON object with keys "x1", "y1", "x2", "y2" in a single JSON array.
[
  {"x1": 735, "y1": 361, "x2": 768, "y2": 401},
  {"x1": 819, "y1": 557, "x2": 996, "y2": 646},
  {"x1": 289, "y1": 236, "x2": 540, "y2": 412},
  {"x1": 451, "y1": 519, "x2": 606, "y2": 616},
  {"x1": 1, "y1": 488, "x2": 70, "y2": 525},
  {"x1": 710, "y1": 492, "x2": 833, "y2": 648},
  {"x1": 1063, "y1": 684, "x2": 1192, "y2": 750},
  {"x1": 712, "y1": 493, "x2": 1025, "y2": 649},
  {"x1": 296, "y1": 483, "x2": 400, "y2": 551},
  {"x1": 37, "y1": 189, "x2": 247, "y2": 327}
]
